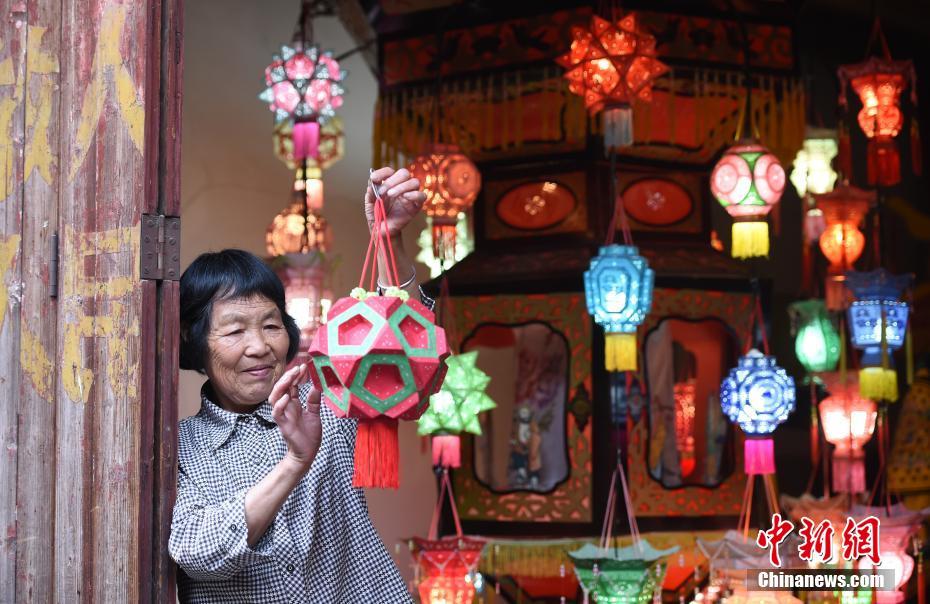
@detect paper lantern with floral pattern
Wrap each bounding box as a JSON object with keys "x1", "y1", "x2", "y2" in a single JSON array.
[
  {"x1": 307, "y1": 290, "x2": 449, "y2": 488},
  {"x1": 710, "y1": 140, "x2": 786, "y2": 259},
  {"x1": 720, "y1": 349, "x2": 796, "y2": 474},
  {"x1": 259, "y1": 42, "x2": 346, "y2": 160}
]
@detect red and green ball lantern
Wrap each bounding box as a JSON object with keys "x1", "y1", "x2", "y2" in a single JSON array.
[
  {"x1": 710, "y1": 140, "x2": 787, "y2": 259},
  {"x1": 308, "y1": 288, "x2": 450, "y2": 488}
]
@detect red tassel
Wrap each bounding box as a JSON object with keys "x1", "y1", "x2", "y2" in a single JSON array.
[
  {"x1": 353, "y1": 417, "x2": 400, "y2": 489},
  {"x1": 866, "y1": 138, "x2": 901, "y2": 186},
  {"x1": 431, "y1": 220, "x2": 457, "y2": 264},
  {"x1": 912, "y1": 117, "x2": 922, "y2": 176},
  {"x1": 431, "y1": 435, "x2": 461, "y2": 468}
]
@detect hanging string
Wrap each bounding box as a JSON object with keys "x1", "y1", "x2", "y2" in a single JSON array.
[
  {"x1": 428, "y1": 468, "x2": 464, "y2": 540},
  {"x1": 359, "y1": 176, "x2": 401, "y2": 290},
  {"x1": 605, "y1": 151, "x2": 634, "y2": 246},
  {"x1": 754, "y1": 294, "x2": 771, "y2": 355}
]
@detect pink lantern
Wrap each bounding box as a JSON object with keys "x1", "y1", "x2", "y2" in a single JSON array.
[
  {"x1": 259, "y1": 43, "x2": 346, "y2": 160},
  {"x1": 710, "y1": 140, "x2": 786, "y2": 259},
  {"x1": 818, "y1": 373, "x2": 877, "y2": 493}
]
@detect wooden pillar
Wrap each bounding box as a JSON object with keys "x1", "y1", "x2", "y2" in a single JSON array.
[{"x1": 0, "y1": 0, "x2": 182, "y2": 601}]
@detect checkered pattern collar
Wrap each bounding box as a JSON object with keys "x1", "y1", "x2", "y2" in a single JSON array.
[{"x1": 199, "y1": 382, "x2": 276, "y2": 450}]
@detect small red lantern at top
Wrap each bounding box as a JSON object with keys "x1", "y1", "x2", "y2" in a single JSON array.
[
  {"x1": 837, "y1": 20, "x2": 918, "y2": 186},
  {"x1": 556, "y1": 12, "x2": 669, "y2": 149}
]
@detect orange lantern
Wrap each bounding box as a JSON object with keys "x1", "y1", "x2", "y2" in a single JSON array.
[
  {"x1": 409, "y1": 144, "x2": 481, "y2": 264},
  {"x1": 266, "y1": 180, "x2": 330, "y2": 256},
  {"x1": 812, "y1": 184, "x2": 876, "y2": 310},
  {"x1": 837, "y1": 22, "x2": 917, "y2": 186},
  {"x1": 818, "y1": 373, "x2": 877, "y2": 494},
  {"x1": 556, "y1": 12, "x2": 668, "y2": 149}
]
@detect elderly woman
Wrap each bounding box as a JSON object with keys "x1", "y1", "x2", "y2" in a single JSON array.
[{"x1": 169, "y1": 168, "x2": 426, "y2": 603}]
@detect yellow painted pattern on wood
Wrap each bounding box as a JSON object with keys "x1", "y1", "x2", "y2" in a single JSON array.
[
  {"x1": 21, "y1": 328, "x2": 53, "y2": 399},
  {"x1": 69, "y1": 3, "x2": 144, "y2": 181},
  {"x1": 24, "y1": 26, "x2": 59, "y2": 185},
  {"x1": 0, "y1": 235, "x2": 20, "y2": 331},
  {"x1": 61, "y1": 224, "x2": 140, "y2": 404}
]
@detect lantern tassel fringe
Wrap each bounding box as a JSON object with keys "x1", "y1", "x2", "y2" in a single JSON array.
[
  {"x1": 431, "y1": 434, "x2": 461, "y2": 469},
  {"x1": 353, "y1": 417, "x2": 400, "y2": 489},
  {"x1": 605, "y1": 333, "x2": 637, "y2": 372},
  {"x1": 858, "y1": 367, "x2": 898, "y2": 403},
  {"x1": 731, "y1": 221, "x2": 769, "y2": 259}
]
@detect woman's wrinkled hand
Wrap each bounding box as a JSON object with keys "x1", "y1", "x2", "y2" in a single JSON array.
[
  {"x1": 365, "y1": 166, "x2": 427, "y2": 237},
  {"x1": 269, "y1": 363, "x2": 322, "y2": 471}
]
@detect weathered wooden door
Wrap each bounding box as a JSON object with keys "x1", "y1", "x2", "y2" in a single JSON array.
[{"x1": 0, "y1": 0, "x2": 182, "y2": 601}]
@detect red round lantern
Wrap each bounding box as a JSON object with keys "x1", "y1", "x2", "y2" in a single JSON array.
[
  {"x1": 838, "y1": 36, "x2": 916, "y2": 186},
  {"x1": 556, "y1": 12, "x2": 668, "y2": 149},
  {"x1": 710, "y1": 140, "x2": 786, "y2": 258},
  {"x1": 812, "y1": 184, "x2": 876, "y2": 309},
  {"x1": 409, "y1": 144, "x2": 481, "y2": 264}
]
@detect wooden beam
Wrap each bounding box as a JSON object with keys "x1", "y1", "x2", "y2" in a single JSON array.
[{"x1": 331, "y1": 0, "x2": 379, "y2": 75}]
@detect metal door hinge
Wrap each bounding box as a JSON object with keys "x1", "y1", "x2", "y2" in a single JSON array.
[
  {"x1": 141, "y1": 214, "x2": 181, "y2": 281},
  {"x1": 49, "y1": 231, "x2": 59, "y2": 298}
]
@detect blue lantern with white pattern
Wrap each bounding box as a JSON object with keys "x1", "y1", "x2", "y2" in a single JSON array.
[
  {"x1": 720, "y1": 349, "x2": 796, "y2": 474},
  {"x1": 584, "y1": 245, "x2": 654, "y2": 372},
  {"x1": 845, "y1": 268, "x2": 913, "y2": 402}
]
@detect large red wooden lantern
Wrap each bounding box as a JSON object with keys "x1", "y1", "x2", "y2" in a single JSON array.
[
  {"x1": 812, "y1": 184, "x2": 876, "y2": 310},
  {"x1": 837, "y1": 22, "x2": 917, "y2": 186},
  {"x1": 409, "y1": 144, "x2": 481, "y2": 265},
  {"x1": 556, "y1": 12, "x2": 668, "y2": 149},
  {"x1": 710, "y1": 140, "x2": 786, "y2": 259},
  {"x1": 307, "y1": 198, "x2": 450, "y2": 488}
]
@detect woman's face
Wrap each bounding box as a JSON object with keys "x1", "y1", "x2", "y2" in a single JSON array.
[{"x1": 204, "y1": 294, "x2": 290, "y2": 411}]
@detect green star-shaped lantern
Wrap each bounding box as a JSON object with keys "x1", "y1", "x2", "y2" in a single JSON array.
[{"x1": 418, "y1": 351, "x2": 496, "y2": 468}]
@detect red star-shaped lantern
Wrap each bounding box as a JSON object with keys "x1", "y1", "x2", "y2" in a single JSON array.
[{"x1": 556, "y1": 13, "x2": 669, "y2": 149}]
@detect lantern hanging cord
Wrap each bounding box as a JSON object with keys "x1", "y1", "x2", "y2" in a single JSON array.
[
  {"x1": 605, "y1": 151, "x2": 634, "y2": 246},
  {"x1": 733, "y1": 5, "x2": 758, "y2": 141},
  {"x1": 294, "y1": 0, "x2": 333, "y2": 45},
  {"x1": 427, "y1": 468, "x2": 463, "y2": 540},
  {"x1": 360, "y1": 173, "x2": 401, "y2": 288},
  {"x1": 744, "y1": 280, "x2": 770, "y2": 355}
]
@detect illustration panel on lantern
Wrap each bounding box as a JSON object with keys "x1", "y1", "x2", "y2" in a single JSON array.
[
  {"x1": 643, "y1": 318, "x2": 738, "y2": 488},
  {"x1": 463, "y1": 322, "x2": 570, "y2": 493}
]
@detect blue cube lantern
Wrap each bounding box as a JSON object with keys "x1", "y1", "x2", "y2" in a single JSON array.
[
  {"x1": 584, "y1": 245, "x2": 655, "y2": 372},
  {"x1": 845, "y1": 268, "x2": 913, "y2": 402},
  {"x1": 720, "y1": 349, "x2": 796, "y2": 475}
]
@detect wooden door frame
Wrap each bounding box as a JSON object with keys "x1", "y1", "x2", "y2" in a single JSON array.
[{"x1": 139, "y1": 0, "x2": 183, "y2": 601}]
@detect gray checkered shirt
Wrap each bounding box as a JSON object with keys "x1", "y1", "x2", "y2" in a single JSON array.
[{"x1": 169, "y1": 383, "x2": 413, "y2": 603}]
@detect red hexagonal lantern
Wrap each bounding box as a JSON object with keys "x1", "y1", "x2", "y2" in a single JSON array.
[{"x1": 307, "y1": 196, "x2": 449, "y2": 488}]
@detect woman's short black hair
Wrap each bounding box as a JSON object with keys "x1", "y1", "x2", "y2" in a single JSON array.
[{"x1": 179, "y1": 249, "x2": 301, "y2": 373}]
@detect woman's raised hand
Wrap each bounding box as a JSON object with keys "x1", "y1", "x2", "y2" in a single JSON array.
[
  {"x1": 269, "y1": 363, "x2": 322, "y2": 471},
  {"x1": 365, "y1": 166, "x2": 427, "y2": 237}
]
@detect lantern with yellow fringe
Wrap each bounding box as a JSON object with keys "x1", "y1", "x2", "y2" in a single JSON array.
[
  {"x1": 845, "y1": 269, "x2": 913, "y2": 402},
  {"x1": 584, "y1": 245, "x2": 654, "y2": 372},
  {"x1": 710, "y1": 140, "x2": 787, "y2": 259}
]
